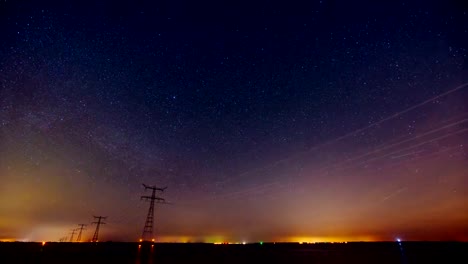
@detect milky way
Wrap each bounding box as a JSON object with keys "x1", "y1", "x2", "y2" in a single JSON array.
[{"x1": 1, "y1": 0, "x2": 467, "y2": 242}]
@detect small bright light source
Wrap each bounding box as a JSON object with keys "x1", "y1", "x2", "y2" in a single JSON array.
[
  {"x1": 42, "y1": 241, "x2": 46, "y2": 246},
  {"x1": 259, "y1": 241, "x2": 263, "y2": 245},
  {"x1": 242, "y1": 241, "x2": 246, "y2": 245},
  {"x1": 396, "y1": 238, "x2": 401, "y2": 242},
  {"x1": 139, "y1": 239, "x2": 143, "y2": 242},
  {"x1": 151, "y1": 245, "x2": 154, "y2": 247},
  {"x1": 152, "y1": 238, "x2": 155, "y2": 242},
  {"x1": 138, "y1": 244, "x2": 141, "y2": 248}
]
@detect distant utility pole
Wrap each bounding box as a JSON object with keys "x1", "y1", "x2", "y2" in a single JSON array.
[
  {"x1": 69, "y1": 228, "x2": 78, "y2": 242},
  {"x1": 76, "y1": 224, "x2": 87, "y2": 242},
  {"x1": 91, "y1": 216, "x2": 107, "y2": 242},
  {"x1": 140, "y1": 183, "x2": 167, "y2": 241}
]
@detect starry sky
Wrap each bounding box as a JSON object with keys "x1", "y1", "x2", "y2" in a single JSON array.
[{"x1": 1, "y1": 0, "x2": 467, "y2": 243}]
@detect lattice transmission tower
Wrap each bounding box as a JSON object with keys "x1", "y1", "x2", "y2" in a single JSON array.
[
  {"x1": 76, "y1": 224, "x2": 87, "y2": 242},
  {"x1": 140, "y1": 184, "x2": 167, "y2": 241},
  {"x1": 91, "y1": 216, "x2": 107, "y2": 242},
  {"x1": 69, "y1": 228, "x2": 77, "y2": 242}
]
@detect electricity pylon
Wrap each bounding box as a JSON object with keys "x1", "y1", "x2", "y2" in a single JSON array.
[
  {"x1": 140, "y1": 184, "x2": 167, "y2": 241},
  {"x1": 91, "y1": 216, "x2": 107, "y2": 242},
  {"x1": 76, "y1": 224, "x2": 87, "y2": 242},
  {"x1": 69, "y1": 228, "x2": 78, "y2": 242}
]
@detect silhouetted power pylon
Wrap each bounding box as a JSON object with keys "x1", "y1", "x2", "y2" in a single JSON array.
[
  {"x1": 76, "y1": 224, "x2": 87, "y2": 242},
  {"x1": 69, "y1": 228, "x2": 78, "y2": 242},
  {"x1": 140, "y1": 184, "x2": 167, "y2": 241},
  {"x1": 91, "y1": 216, "x2": 107, "y2": 242}
]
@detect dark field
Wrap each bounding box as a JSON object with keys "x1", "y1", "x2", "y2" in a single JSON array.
[{"x1": 0, "y1": 242, "x2": 466, "y2": 264}]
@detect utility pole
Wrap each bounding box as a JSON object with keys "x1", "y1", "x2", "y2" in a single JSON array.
[
  {"x1": 91, "y1": 216, "x2": 107, "y2": 242},
  {"x1": 69, "y1": 228, "x2": 77, "y2": 242},
  {"x1": 76, "y1": 224, "x2": 87, "y2": 242},
  {"x1": 140, "y1": 183, "x2": 167, "y2": 241}
]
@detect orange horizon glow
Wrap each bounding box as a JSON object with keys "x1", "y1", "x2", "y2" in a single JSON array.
[{"x1": 3, "y1": 233, "x2": 467, "y2": 243}]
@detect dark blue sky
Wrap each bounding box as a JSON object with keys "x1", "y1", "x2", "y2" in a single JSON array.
[{"x1": 1, "y1": 0, "x2": 467, "y2": 242}]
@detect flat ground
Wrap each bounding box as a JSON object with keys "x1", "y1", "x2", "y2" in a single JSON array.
[{"x1": 0, "y1": 242, "x2": 466, "y2": 264}]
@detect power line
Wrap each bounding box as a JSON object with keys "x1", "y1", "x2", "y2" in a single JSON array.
[
  {"x1": 325, "y1": 118, "x2": 468, "y2": 173},
  {"x1": 193, "y1": 113, "x2": 468, "y2": 203},
  {"x1": 91, "y1": 216, "x2": 107, "y2": 242},
  {"x1": 217, "y1": 82, "x2": 468, "y2": 187}
]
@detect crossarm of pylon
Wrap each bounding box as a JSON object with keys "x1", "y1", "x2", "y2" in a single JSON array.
[{"x1": 141, "y1": 196, "x2": 165, "y2": 201}]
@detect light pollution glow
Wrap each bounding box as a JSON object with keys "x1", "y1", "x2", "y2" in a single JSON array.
[
  {"x1": 1, "y1": 114, "x2": 467, "y2": 242},
  {"x1": 1, "y1": 0, "x2": 468, "y2": 244}
]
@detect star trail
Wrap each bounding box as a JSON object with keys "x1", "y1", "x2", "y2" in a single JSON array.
[{"x1": 1, "y1": 0, "x2": 467, "y2": 243}]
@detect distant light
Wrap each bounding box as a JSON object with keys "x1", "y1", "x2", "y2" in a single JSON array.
[
  {"x1": 139, "y1": 239, "x2": 143, "y2": 242},
  {"x1": 151, "y1": 245, "x2": 154, "y2": 247},
  {"x1": 259, "y1": 241, "x2": 263, "y2": 245},
  {"x1": 138, "y1": 244, "x2": 141, "y2": 248},
  {"x1": 152, "y1": 238, "x2": 155, "y2": 242},
  {"x1": 396, "y1": 238, "x2": 401, "y2": 242},
  {"x1": 42, "y1": 241, "x2": 46, "y2": 246},
  {"x1": 242, "y1": 241, "x2": 246, "y2": 245}
]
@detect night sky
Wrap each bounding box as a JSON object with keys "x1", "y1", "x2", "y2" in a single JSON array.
[{"x1": 1, "y1": 0, "x2": 467, "y2": 243}]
